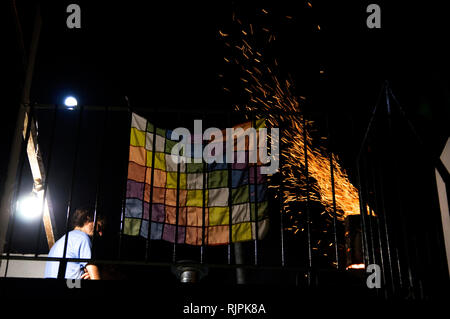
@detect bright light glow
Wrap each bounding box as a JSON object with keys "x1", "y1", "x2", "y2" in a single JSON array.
[
  {"x1": 346, "y1": 264, "x2": 366, "y2": 270},
  {"x1": 17, "y1": 193, "x2": 42, "y2": 220},
  {"x1": 64, "y1": 96, "x2": 78, "y2": 108}
]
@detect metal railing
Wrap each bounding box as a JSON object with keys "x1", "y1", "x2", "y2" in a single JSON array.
[{"x1": 1, "y1": 87, "x2": 448, "y2": 298}]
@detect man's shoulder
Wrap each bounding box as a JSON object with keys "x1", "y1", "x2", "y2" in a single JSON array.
[{"x1": 69, "y1": 230, "x2": 90, "y2": 242}]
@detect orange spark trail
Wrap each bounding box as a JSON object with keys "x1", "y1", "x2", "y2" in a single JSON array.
[{"x1": 219, "y1": 13, "x2": 362, "y2": 226}]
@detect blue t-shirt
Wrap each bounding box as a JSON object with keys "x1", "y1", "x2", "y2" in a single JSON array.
[{"x1": 44, "y1": 230, "x2": 92, "y2": 279}]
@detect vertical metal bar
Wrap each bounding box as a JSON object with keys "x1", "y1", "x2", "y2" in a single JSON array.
[
  {"x1": 302, "y1": 115, "x2": 312, "y2": 286},
  {"x1": 367, "y1": 131, "x2": 388, "y2": 297},
  {"x1": 329, "y1": 151, "x2": 339, "y2": 269},
  {"x1": 361, "y1": 152, "x2": 376, "y2": 266},
  {"x1": 232, "y1": 112, "x2": 246, "y2": 281},
  {"x1": 145, "y1": 119, "x2": 157, "y2": 261},
  {"x1": 368, "y1": 167, "x2": 387, "y2": 295},
  {"x1": 278, "y1": 129, "x2": 286, "y2": 267},
  {"x1": 326, "y1": 115, "x2": 339, "y2": 269},
  {"x1": 361, "y1": 148, "x2": 382, "y2": 299},
  {"x1": 200, "y1": 112, "x2": 207, "y2": 263},
  {"x1": 4, "y1": 105, "x2": 34, "y2": 277},
  {"x1": 234, "y1": 242, "x2": 246, "y2": 284},
  {"x1": 378, "y1": 138, "x2": 403, "y2": 291},
  {"x1": 140, "y1": 140, "x2": 149, "y2": 253},
  {"x1": 34, "y1": 104, "x2": 59, "y2": 255},
  {"x1": 348, "y1": 113, "x2": 367, "y2": 271},
  {"x1": 353, "y1": 82, "x2": 387, "y2": 270},
  {"x1": 172, "y1": 153, "x2": 181, "y2": 263},
  {"x1": 395, "y1": 247, "x2": 403, "y2": 289},
  {"x1": 252, "y1": 115, "x2": 259, "y2": 266},
  {"x1": 91, "y1": 106, "x2": 109, "y2": 257},
  {"x1": 390, "y1": 86, "x2": 445, "y2": 297},
  {"x1": 355, "y1": 159, "x2": 369, "y2": 267},
  {"x1": 58, "y1": 104, "x2": 84, "y2": 279},
  {"x1": 201, "y1": 160, "x2": 207, "y2": 262},
  {"x1": 374, "y1": 156, "x2": 395, "y2": 294},
  {"x1": 227, "y1": 111, "x2": 233, "y2": 265},
  {"x1": 228, "y1": 163, "x2": 233, "y2": 265},
  {"x1": 382, "y1": 87, "x2": 403, "y2": 290},
  {"x1": 389, "y1": 87, "x2": 444, "y2": 292},
  {"x1": 118, "y1": 107, "x2": 132, "y2": 259},
  {"x1": 353, "y1": 110, "x2": 372, "y2": 269},
  {"x1": 385, "y1": 84, "x2": 414, "y2": 296}
]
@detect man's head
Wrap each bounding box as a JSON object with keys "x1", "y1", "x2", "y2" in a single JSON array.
[
  {"x1": 71, "y1": 208, "x2": 106, "y2": 237},
  {"x1": 71, "y1": 208, "x2": 95, "y2": 236}
]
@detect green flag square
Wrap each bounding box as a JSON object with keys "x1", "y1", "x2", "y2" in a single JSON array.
[
  {"x1": 186, "y1": 162, "x2": 204, "y2": 173},
  {"x1": 251, "y1": 201, "x2": 269, "y2": 221},
  {"x1": 124, "y1": 218, "x2": 141, "y2": 236},
  {"x1": 232, "y1": 185, "x2": 249, "y2": 205},
  {"x1": 207, "y1": 170, "x2": 228, "y2": 189}
]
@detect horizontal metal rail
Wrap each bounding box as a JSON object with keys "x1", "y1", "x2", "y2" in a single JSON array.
[
  {"x1": 0, "y1": 255, "x2": 340, "y2": 273},
  {"x1": 30, "y1": 103, "x2": 351, "y2": 117}
]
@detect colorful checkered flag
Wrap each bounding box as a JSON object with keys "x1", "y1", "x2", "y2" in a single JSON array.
[{"x1": 123, "y1": 113, "x2": 269, "y2": 245}]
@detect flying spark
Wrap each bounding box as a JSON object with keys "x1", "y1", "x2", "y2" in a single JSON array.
[{"x1": 219, "y1": 10, "x2": 366, "y2": 259}]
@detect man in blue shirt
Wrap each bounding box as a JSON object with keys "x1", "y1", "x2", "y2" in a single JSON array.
[{"x1": 45, "y1": 208, "x2": 100, "y2": 279}]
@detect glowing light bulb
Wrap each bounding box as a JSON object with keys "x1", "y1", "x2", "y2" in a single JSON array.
[
  {"x1": 64, "y1": 96, "x2": 78, "y2": 109},
  {"x1": 17, "y1": 193, "x2": 42, "y2": 220}
]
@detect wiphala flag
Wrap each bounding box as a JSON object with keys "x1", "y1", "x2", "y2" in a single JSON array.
[{"x1": 123, "y1": 112, "x2": 269, "y2": 245}]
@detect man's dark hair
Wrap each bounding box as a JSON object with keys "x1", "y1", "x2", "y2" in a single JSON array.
[{"x1": 71, "y1": 208, "x2": 94, "y2": 228}]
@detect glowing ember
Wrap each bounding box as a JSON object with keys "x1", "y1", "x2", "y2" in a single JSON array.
[
  {"x1": 219, "y1": 16, "x2": 362, "y2": 223},
  {"x1": 346, "y1": 264, "x2": 366, "y2": 270}
]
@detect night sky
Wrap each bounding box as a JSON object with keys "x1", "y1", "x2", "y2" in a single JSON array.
[{"x1": 2, "y1": 0, "x2": 450, "y2": 291}]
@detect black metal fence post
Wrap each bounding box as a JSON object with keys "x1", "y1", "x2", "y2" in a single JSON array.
[
  {"x1": 145, "y1": 118, "x2": 157, "y2": 261},
  {"x1": 91, "y1": 106, "x2": 109, "y2": 258},
  {"x1": 278, "y1": 128, "x2": 286, "y2": 267},
  {"x1": 367, "y1": 133, "x2": 388, "y2": 297},
  {"x1": 118, "y1": 107, "x2": 132, "y2": 260},
  {"x1": 361, "y1": 151, "x2": 376, "y2": 266},
  {"x1": 326, "y1": 114, "x2": 339, "y2": 269},
  {"x1": 201, "y1": 159, "x2": 207, "y2": 263},
  {"x1": 302, "y1": 115, "x2": 313, "y2": 286},
  {"x1": 57, "y1": 104, "x2": 84, "y2": 279},
  {"x1": 385, "y1": 84, "x2": 415, "y2": 297},
  {"x1": 200, "y1": 112, "x2": 207, "y2": 263},
  {"x1": 172, "y1": 157, "x2": 181, "y2": 263},
  {"x1": 227, "y1": 111, "x2": 233, "y2": 265},
  {"x1": 252, "y1": 115, "x2": 259, "y2": 266}
]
